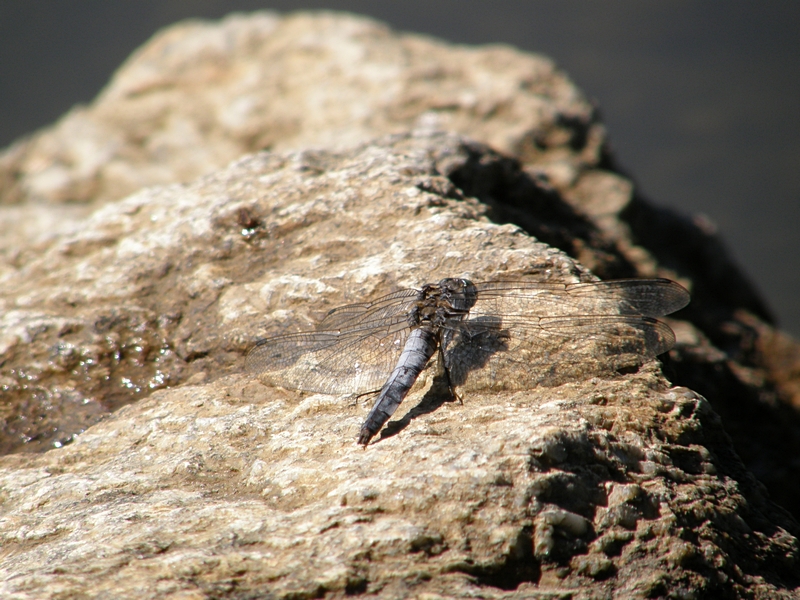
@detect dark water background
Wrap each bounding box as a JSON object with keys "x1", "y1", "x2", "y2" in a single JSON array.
[{"x1": 2, "y1": 1, "x2": 798, "y2": 335}]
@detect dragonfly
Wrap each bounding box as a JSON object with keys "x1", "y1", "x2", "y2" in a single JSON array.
[{"x1": 245, "y1": 277, "x2": 690, "y2": 446}]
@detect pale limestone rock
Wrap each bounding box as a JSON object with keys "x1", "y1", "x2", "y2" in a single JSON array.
[
  {"x1": 3, "y1": 366, "x2": 792, "y2": 598},
  {"x1": 0, "y1": 11, "x2": 594, "y2": 209},
  {"x1": 1, "y1": 11, "x2": 799, "y2": 598},
  {"x1": 0, "y1": 132, "x2": 798, "y2": 598},
  {"x1": 0, "y1": 133, "x2": 592, "y2": 454}
]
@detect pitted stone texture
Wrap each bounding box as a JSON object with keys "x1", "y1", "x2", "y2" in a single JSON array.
[
  {"x1": 0, "y1": 132, "x2": 599, "y2": 454},
  {"x1": 0, "y1": 11, "x2": 799, "y2": 597},
  {"x1": 0, "y1": 132, "x2": 797, "y2": 598},
  {"x1": 2, "y1": 16, "x2": 796, "y2": 511},
  {"x1": 0, "y1": 371, "x2": 797, "y2": 598}
]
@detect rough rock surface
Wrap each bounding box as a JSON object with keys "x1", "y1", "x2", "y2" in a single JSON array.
[
  {"x1": 2, "y1": 10, "x2": 799, "y2": 520},
  {"x1": 1, "y1": 132, "x2": 798, "y2": 598},
  {"x1": 1, "y1": 10, "x2": 800, "y2": 598}
]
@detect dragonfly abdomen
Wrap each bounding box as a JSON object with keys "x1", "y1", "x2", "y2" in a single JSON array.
[{"x1": 357, "y1": 326, "x2": 438, "y2": 446}]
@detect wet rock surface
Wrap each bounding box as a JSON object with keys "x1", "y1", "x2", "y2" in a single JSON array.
[{"x1": 1, "y1": 11, "x2": 799, "y2": 598}]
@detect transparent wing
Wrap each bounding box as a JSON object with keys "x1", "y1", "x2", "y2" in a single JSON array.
[
  {"x1": 316, "y1": 289, "x2": 419, "y2": 330},
  {"x1": 470, "y1": 279, "x2": 689, "y2": 318},
  {"x1": 246, "y1": 278, "x2": 689, "y2": 395},
  {"x1": 443, "y1": 279, "x2": 688, "y2": 390},
  {"x1": 246, "y1": 290, "x2": 419, "y2": 395}
]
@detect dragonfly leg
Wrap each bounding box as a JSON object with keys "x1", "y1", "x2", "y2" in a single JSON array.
[{"x1": 435, "y1": 345, "x2": 462, "y2": 404}]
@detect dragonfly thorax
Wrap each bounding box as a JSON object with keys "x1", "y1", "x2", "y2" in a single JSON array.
[{"x1": 408, "y1": 278, "x2": 478, "y2": 329}]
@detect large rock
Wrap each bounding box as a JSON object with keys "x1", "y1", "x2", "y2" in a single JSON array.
[
  {"x1": 1, "y1": 132, "x2": 798, "y2": 598},
  {"x1": 2, "y1": 10, "x2": 799, "y2": 519},
  {"x1": 1, "y1": 10, "x2": 799, "y2": 597}
]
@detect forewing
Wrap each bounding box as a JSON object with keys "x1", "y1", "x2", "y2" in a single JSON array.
[
  {"x1": 471, "y1": 279, "x2": 689, "y2": 318},
  {"x1": 317, "y1": 289, "x2": 419, "y2": 330}
]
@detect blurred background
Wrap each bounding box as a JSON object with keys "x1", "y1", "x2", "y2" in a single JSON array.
[{"x1": 2, "y1": 1, "x2": 798, "y2": 335}]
